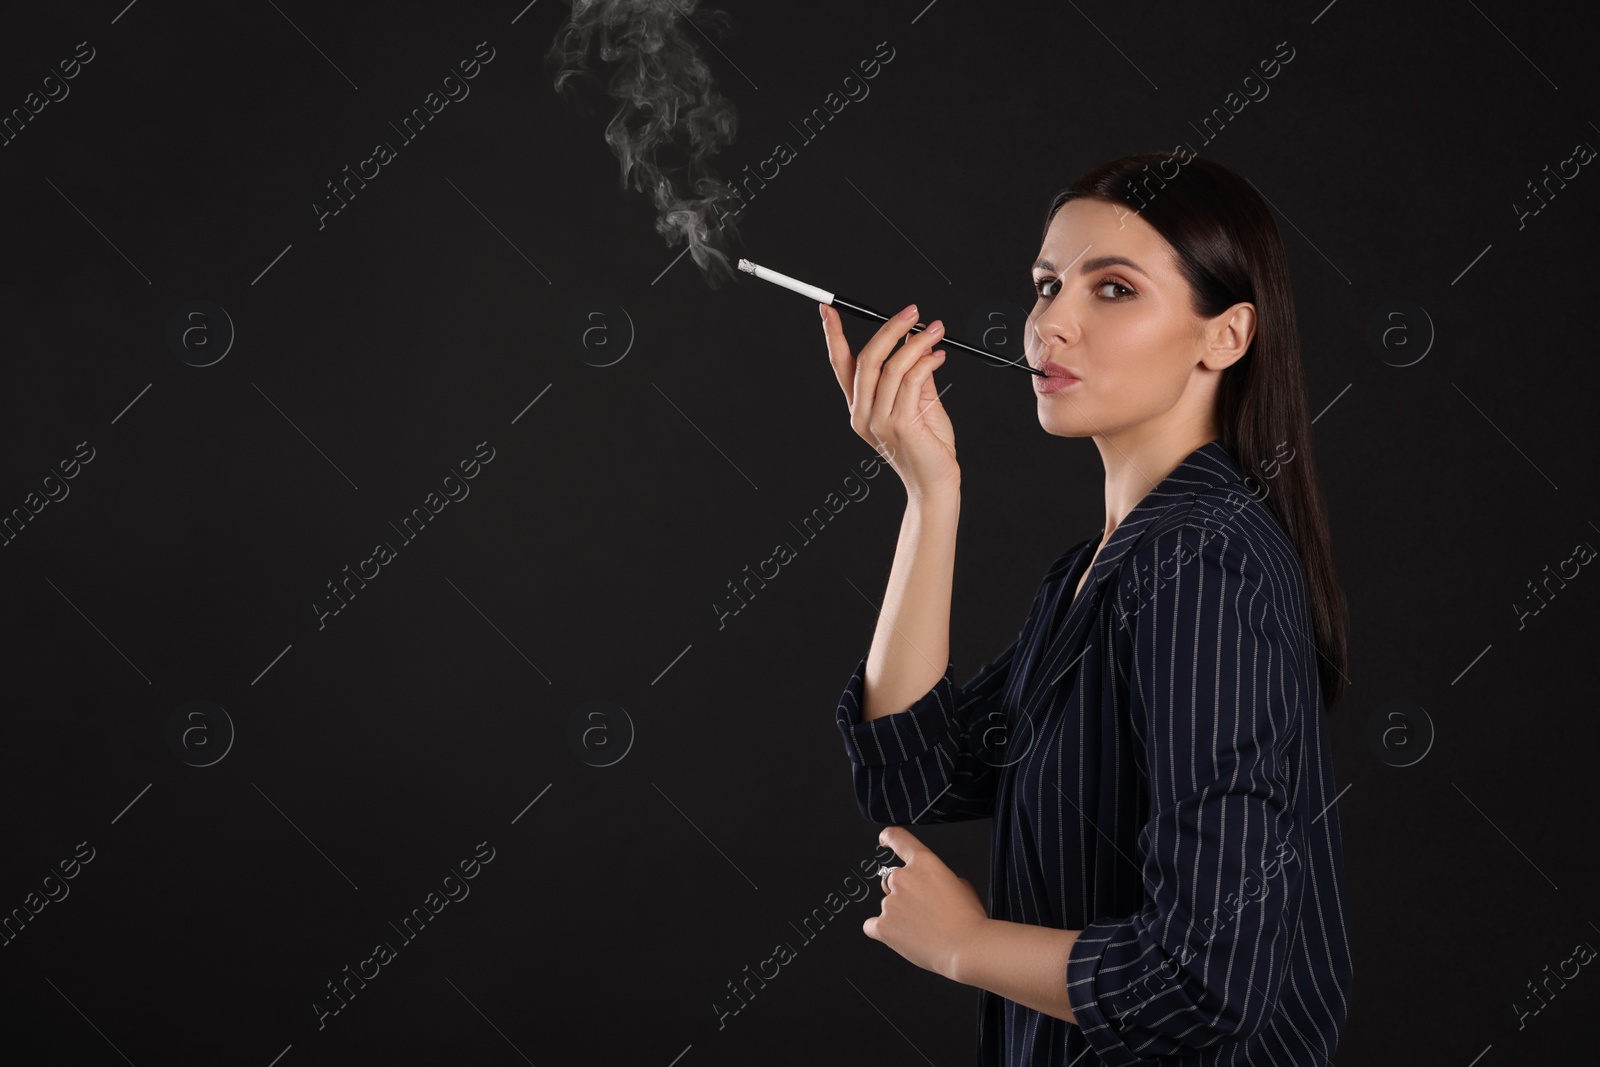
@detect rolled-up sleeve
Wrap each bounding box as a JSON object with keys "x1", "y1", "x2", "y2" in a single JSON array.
[
  {"x1": 1066, "y1": 521, "x2": 1302, "y2": 1063},
  {"x1": 834, "y1": 631, "x2": 1021, "y2": 825}
]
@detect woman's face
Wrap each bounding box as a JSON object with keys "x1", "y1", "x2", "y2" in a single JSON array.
[{"x1": 1025, "y1": 197, "x2": 1249, "y2": 443}]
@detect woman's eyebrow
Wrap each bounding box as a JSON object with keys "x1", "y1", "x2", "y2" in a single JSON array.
[{"x1": 1032, "y1": 254, "x2": 1149, "y2": 279}]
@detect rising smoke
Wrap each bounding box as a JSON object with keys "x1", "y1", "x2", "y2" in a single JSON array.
[{"x1": 547, "y1": 0, "x2": 745, "y2": 287}]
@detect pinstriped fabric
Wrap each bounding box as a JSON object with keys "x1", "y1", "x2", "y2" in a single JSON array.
[{"x1": 835, "y1": 440, "x2": 1352, "y2": 1066}]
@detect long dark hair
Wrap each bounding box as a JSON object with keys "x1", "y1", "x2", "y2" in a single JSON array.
[{"x1": 1042, "y1": 151, "x2": 1349, "y2": 713}]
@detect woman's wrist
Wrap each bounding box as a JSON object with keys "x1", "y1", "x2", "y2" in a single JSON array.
[
  {"x1": 944, "y1": 916, "x2": 994, "y2": 983},
  {"x1": 907, "y1": 479, "x2": 961, "y2": 514}
]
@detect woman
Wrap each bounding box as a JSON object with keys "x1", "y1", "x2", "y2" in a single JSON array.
[{"x1": 822, "y1": 151, "x2": 1353, "y2": 1065}]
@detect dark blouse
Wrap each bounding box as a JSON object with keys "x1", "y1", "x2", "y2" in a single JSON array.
[{"x1": 834, "y1": 439, "x2": 1352, "y2": 1065}]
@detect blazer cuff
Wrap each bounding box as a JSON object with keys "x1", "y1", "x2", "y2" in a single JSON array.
[
  {"x1": 1065, "y1": 916, "x2": 1155, "y2": 1067},
  {"x1": 835, "y1": 654, "x2": 959, "y2": 767}
]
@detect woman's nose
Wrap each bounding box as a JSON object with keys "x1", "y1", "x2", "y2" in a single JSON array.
[{"x1": 1030, "y1": 308, "x2": 1074, "y2": 348}]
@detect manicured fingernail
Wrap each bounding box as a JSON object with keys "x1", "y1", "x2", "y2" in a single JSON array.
[
  {"x1": 901, "y1": 304, "x2": 918, "y2": 319},
  {"x1": 819, "y1": 303, "x2": 827, "y2": 319}
]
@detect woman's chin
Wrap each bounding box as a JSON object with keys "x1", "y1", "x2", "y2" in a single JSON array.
[{"x1": 1036, "y1": 409, "x2": 1090, "y2": 437}]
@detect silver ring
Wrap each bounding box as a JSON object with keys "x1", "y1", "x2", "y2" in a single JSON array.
[{"x1": 876, "y1": 863, "x2": 902, "y2": 889}]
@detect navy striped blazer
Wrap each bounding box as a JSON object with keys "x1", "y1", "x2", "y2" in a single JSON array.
[{"x1": 835, "y1": 439, "x2": 1352, "y2": 1066}]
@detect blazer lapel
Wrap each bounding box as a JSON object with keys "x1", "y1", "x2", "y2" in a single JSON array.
[{"x1": 1023, "y1": 440, "x2": 1244, "y2": 705}]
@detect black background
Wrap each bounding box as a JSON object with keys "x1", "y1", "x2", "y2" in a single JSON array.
[{"x1": 2, "y1": 1, "x2": 1596, "y2": 1063}]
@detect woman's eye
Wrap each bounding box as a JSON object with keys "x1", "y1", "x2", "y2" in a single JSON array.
[{"x1": 1032, "y1": 276, "x2": 1135, "y2": 301}]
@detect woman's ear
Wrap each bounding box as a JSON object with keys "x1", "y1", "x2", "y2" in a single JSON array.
[{"x1": 1201, "y1": 302, "x2": 1255, "y2": 371}]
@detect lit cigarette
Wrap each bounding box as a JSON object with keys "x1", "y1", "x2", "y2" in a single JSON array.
[{"x1": 737, "y1": 258, "x2": 1044, "y2": 377}]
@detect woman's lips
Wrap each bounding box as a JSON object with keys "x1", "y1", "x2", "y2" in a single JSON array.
[{"x1": 1034, "y1": 361, "x2": 1081, "y2": 394}]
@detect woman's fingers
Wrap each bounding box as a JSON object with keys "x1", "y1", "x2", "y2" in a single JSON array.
[
  {"x1": 821, "y1": 302, "x2": 920, "y2": 403},
  {"x1": 890, "y1": 348, "x2": 947, "y2": 427},
  {"x1": 824, "y1": 301, "x2": 958, "y2": 492},
  {"x1": 850, "y1": 304, "x2": 923, "y2": 425},
  {"x1": 870, "y1": 318, "x2": 945, "y2": 436},
  {"x1": 821, "y1": 304, "x2": 857, "y2": 407}
]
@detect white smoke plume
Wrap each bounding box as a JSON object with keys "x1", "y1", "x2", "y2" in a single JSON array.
[{"x1": 547, "y1": 0, "x2": 745, "y2": 287}]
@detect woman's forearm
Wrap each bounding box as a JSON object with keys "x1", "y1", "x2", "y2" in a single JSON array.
[
  {"x1": 860, "y1": 488, "x2": 961, "y2": 720},
  {"x1": 951, "y1": 918, "x2": 1082, "y2": 1025}
]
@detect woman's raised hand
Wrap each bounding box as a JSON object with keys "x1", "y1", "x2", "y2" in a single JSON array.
[{"x1": 821, "y1": 302, "x2": 959, "y2": 500}]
